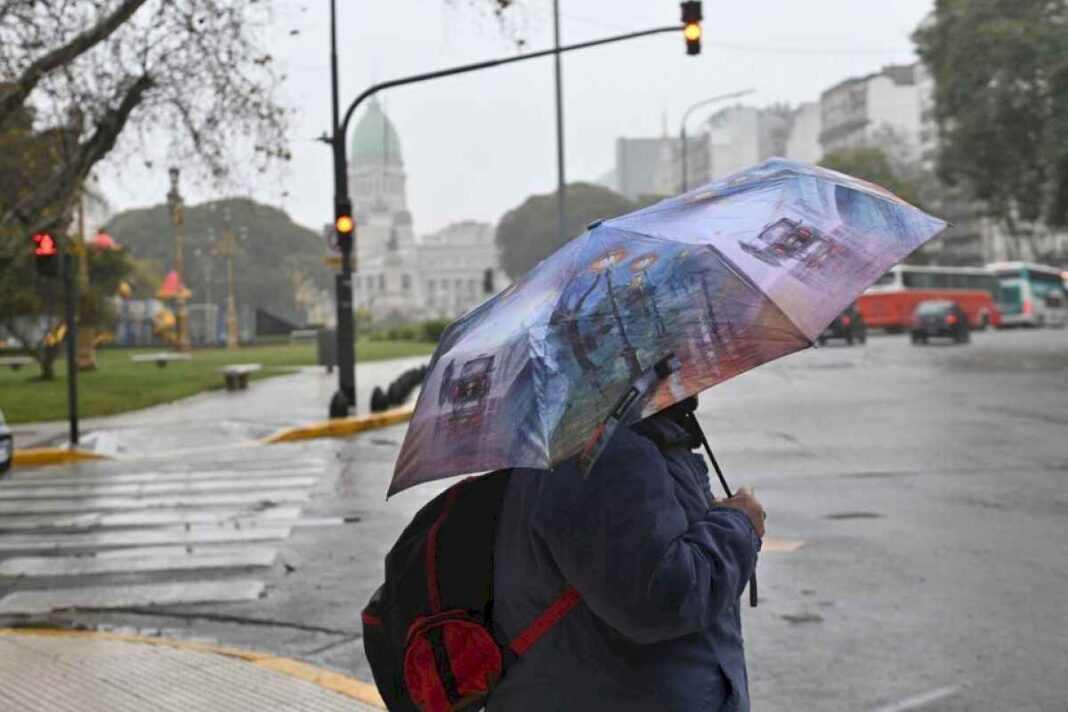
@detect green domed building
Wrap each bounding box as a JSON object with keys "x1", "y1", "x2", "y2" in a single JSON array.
[{"x1": 346, "y1": 98, "x2": 504, "y2": 325}]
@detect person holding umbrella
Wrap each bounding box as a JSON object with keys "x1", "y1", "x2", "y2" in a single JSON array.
[{"x1": 489, "y1": 395, "x2": 765, "y2": 710}]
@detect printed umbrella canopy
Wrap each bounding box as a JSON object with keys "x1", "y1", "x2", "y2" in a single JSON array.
[{"x1": 390, "y1": 159, "x2": 946, "y2": 495}]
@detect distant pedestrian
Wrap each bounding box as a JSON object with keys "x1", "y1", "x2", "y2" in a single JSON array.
[{"x1": 489, "y1": 397, "x2": 765, "y2": 711}]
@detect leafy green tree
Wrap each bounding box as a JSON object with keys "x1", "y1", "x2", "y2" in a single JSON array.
[
  {"x1": 496, "y1": 183, "x2": 636, "y2": 278},
  {"x1": 914, "y1": 0, "x2": 1068, "y2": 228},
  {"x1": 0, "y1": 107, "x2": 74, "y2": 379},
  {"x1": 104, "y1": 197, "x2": 328, "y2": 324}
]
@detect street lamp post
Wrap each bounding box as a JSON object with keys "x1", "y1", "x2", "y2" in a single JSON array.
[
  {"x1": 218, "y1": 212, "x2": 241, "y2": 350},
  {"x1": 678, "y1": 89, "x2": 755, "y2": 191},
  {"x1": 166, "y1": 167, "x2": 191, "y2": 352}
]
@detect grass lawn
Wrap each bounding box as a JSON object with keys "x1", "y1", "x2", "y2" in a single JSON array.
[{"x1": 0, "y1": 340, "x2": 436, "y2": 424}]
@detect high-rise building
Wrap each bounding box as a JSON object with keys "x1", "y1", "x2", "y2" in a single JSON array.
[{"x1": 819, "y1": 64, "x2": 923, "y2": 160}]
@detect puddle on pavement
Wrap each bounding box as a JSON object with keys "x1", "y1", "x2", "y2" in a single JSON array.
[{"x1": 781, "y1": 613, "x2": 824, "y2": 625}]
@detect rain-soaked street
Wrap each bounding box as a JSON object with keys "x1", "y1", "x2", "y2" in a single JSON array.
[{"x1": 1, "y1": 328, "x2": 1066, "y2": 712}]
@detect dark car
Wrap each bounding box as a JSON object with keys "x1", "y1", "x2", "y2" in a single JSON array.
[
  {"x1": 819, "y1": 302, "x2": 867, "y2": 345},
  {"x1": 0, "y1": 409, "x2": 12, "y2": 476},
  {"x1": 911, "y1": 300, "x2": 970, "y2": 344}
]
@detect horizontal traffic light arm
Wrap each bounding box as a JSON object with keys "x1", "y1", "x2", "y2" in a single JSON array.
[{"x1": 337, "y1": 24, "x2": 683, "y2": 142}]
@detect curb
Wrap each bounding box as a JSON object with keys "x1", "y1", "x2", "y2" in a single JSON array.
[
  {"x1": 11, "y1": 447, "x2": 112, "y2": 467},
  {"x1": 0, "y1": 627, "x2": 385, "y2": 709},
  {"x1": 261, "y1": 407, "x2": 414, "y2": 445}
]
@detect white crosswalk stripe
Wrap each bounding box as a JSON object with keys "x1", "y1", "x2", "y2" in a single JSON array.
[
  {"x1": 0, "y1": 476, "x2": 316, "y2": 499},
  {"x1": 0, "y1": 467, "x2": 322, "y2": 488},
  {"x1": 0, "y1": 456, "x2": 336, "y2": 616},
  {"x1": 0, "y1": 505, "x2": 304, "y2": 532},
  {"x1": 0, "y1": 488, "x2": 311, "y2": 515}
]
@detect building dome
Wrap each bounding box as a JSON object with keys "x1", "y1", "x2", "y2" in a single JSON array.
[{"x1": 350, "y1": 97, "x2": 402, "y2": 166}]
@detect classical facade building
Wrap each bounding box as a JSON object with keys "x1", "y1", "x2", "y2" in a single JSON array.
[{"x1": 347, "y1": 99, "x2": 503, "y2": 324}]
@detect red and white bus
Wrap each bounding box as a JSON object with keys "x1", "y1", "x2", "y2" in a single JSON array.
[{"x1": 857, "y1": 265, "x2": 1003, "y2": 331}]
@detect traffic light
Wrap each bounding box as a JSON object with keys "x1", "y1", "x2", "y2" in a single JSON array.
[
  {"x1": 32, "y1": 232, "x2": 60, "y2": 278},
  {"x1": 482, "y1": 268, "x2": 495, "y2": 294},
  {"x1": 681, "y1": 1, "x2": 702, "y2": 55},
  {"x1": 335, "y1": 198, "x2": 354, "y2": 251}
]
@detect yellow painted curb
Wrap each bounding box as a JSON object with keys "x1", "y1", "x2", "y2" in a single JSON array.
[
  {"x1": 0, "y1": 628, "x2": 385, "y2": 709},
  {"x1": 12, "y1": 447, "x2": 111, "y2": 468},
  {"x1": 262, "y1": 407, "x2": 414, "y2": 445}
]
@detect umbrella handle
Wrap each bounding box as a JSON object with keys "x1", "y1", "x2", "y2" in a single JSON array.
[{"x1": 685, "y1": 413, "x2": 759, "y2": 609}]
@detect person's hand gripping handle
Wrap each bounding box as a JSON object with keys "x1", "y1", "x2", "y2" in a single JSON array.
[{"x1": 686, "y1": 413, "x2": 762, "y2": 607}]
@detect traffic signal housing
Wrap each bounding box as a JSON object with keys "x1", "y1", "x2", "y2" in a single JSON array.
[
  {"x1": 681, "y1": 1, "x2": 702, "y2": 55},
  {"x1": 335, "y1": 198, "x2": 355, "y2": 252},
  {"x1": 32, "y1": 232, "x2": 60, "y2": 278}
]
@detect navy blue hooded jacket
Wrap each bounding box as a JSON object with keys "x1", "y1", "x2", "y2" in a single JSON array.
[{"x1": 488, "y1": 411, "x2": 761, "y2": 711}]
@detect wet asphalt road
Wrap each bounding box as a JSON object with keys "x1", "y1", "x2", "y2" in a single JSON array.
[{"x1": 2, "y1": 328, "x2": 1065, "y2": 711}]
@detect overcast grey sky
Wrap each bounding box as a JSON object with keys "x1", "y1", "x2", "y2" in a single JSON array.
[{"x1": 98, "y1": 0, "x2": 934, "y2": 236}]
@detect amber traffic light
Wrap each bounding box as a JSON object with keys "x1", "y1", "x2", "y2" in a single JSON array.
[
  {"x1": 681, "y1": 1, "x2": 702, "y2": 55},
  {"x1": 335, "y1": 214, "x2": 354, "y2": 235}
]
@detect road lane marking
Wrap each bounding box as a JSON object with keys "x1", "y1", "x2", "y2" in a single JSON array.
[
  {"x1": 0, "y1": 476, "x2": 317, "y2": 499},
  {"x1": 0, "y1": 489, "x2": 310, "y2": 515},
  {"x1": 0, "y1": 579, "x2": 266, "y2": 615},
  {"x1": 763, "y1": 537, "x2": 806, "y2": 552},
  {"x1": 0, "y1": 547, "x2": 278, "y2": 577},
  {"x1": 0, "y1": 524, "x2": 293, "y2": 552},
  {"x1": 869, "y1": 686, "x2": 960, "y2": 712}
]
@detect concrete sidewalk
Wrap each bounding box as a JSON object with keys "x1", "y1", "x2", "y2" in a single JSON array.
[
  {"x1": 10, "y1": 357, "x2": 427, "y2": 456},
  {"x1": 0, "y1": 630, "x2": 384, "y2": 711}
]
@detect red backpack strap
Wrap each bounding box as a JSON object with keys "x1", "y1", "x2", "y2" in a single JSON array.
[{"x1": 507, "y1": 585, "x2": 583, "y2": 657}]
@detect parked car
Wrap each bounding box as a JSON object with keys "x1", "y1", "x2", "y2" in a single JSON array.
[
  {"x1": 910, "y1": 300, "x2": 970, "y2": 345},
  {"x1": 819, "y1": 302, "x2": 867, "y2": 345},
  {"x1": 0, "y1": 409, "x2": 12, "y2": 476}
]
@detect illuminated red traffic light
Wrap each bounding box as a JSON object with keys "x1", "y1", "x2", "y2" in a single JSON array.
[{"x1": 33, "y1": 232, "x2": 58, "y2": 256}]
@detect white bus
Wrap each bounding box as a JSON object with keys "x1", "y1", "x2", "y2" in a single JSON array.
[{"x1": 986, "y1": 262, "x2": 1067, "y2": 328}]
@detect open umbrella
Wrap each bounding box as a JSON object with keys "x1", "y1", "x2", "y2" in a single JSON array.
[{"x1": 391, "y1": 159, "x2": 946, "y2": 495}]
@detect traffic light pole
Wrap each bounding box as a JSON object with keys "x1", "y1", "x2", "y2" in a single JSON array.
[
  {"x1": 62, "y1": 253, "x2": 79, "y2": 445},
  {"x1": 328, "y1": 0, "x2": 355, "y2": 418},
  {"x1": 328, "y1": 21, "x2": 682, "y2": 417}
]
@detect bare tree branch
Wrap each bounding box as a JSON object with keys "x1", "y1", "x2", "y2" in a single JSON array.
[
  {"x1": 1, "y1": 73, "x2": 152, "y2": 235},
  {"x1": 0, "y1": 0, "x2": 149, "y2": 125}
]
